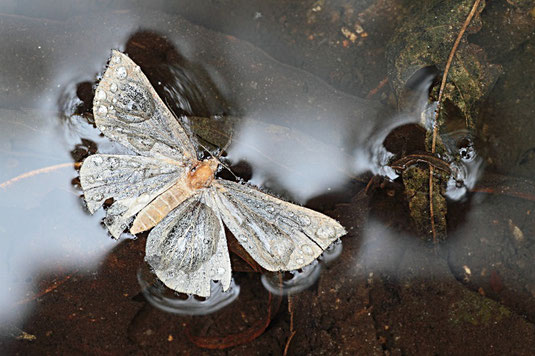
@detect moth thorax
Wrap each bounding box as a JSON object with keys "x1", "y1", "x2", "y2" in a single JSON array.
[{"x1": 188, "y1": 159, "x2": 217, "y2": 189}]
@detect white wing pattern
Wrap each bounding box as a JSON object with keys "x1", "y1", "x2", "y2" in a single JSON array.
[
  {"x1": 80, "y1": 50, "x2": 347, "y2": 297},
  {"x1": 80, "y1": 154, "x2": 185, "y2": 238}
]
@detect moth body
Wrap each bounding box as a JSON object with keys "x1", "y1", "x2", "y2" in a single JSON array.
[
  {"x1": 188, "y1": 158, "x2": 218, "y2": 190},
  {"x1": 131, "y1": 158, "x2": 218, "y2": 234}
]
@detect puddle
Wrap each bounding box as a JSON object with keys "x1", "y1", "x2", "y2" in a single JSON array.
[{"x1": 1, "y1": 0, "x2": 534, "y2": 354}]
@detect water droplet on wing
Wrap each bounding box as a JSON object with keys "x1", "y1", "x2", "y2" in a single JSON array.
[
  {"x1": 97, "y1": 105, "x2": 108, "y2": 115},
  {"x1": 316, "y1": 225, "x2": 335, "y2": 239},
  {"x1": 300, "y1": 216, "x2": 311, "y2": 226},
  {"x1": 301, "y1": 244, "x2": 314, "y2": 256},
  {"x1": 96, "y1": 89, "x2": 107, "y2": 101},
  {"x1": 116, "y1": 66, "x2": 127, "y2": 79}
]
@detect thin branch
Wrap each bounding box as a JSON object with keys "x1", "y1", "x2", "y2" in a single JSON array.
[
  {"x1": 15, "y1": 274, "x2": 73, "y2": 305},
  {"x1": 429, "y1": 0, "x2": 482, "y2": 243},
  {"x1": 0, "y1": 162, "x2": 81, "y2": 189},
  {"x1": 431, "y1": 0, "x2": 483, "y2": 153},
  {"x1": 283, "y1": 295, "x2": 296, "y2": 356}
]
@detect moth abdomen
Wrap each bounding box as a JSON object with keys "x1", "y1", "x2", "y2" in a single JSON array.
[{"x1": 130, "y1": 179, "x2": 193, "y2": 234}]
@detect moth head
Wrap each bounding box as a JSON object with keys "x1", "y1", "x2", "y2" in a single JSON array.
[{"x1": 188, "y1": 159, "x2": 219, "y2": 189}]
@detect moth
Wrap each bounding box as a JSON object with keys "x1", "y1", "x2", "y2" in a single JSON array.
[{"x1": 79, "y1": 50, "x2": 347, "y2": 297}]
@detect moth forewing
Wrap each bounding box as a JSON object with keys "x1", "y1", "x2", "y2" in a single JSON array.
[
  {"x1": 92, "y1": 50, "x2": 197, "y2": 163},
  {"x1": 213, "y1": 180, "x2": 346, "y2": 272},
  {"x1": 146, "y1": 191, "x2": 231, "y2": 297},
  {"x1": 79, "y1": 153, "x2": 185, "y2": 238}
]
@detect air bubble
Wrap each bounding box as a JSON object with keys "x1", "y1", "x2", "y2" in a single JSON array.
[{"x1": 116, "y1": 66, "x2": 127, "y2": 79}]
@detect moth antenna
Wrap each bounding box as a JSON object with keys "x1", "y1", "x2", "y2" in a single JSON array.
[
  {"x1": 162, "y1": 97, "x2": 238, "y2": 180},
  {"x1": 196, "y1": 139, "x2": 240, "y2": 181}
]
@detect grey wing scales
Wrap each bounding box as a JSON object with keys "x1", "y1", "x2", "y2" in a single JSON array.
[
  {"x1": 145, "y1": 190, "x2": 232, "y2": 297},
  {"x1": 93, "y1": 50, "x2": 196, "y2": 162},
  {"x1": 79, "y1": 154, "x2": 185, "y2": 238},
  {"x1": 213, "y1": 180, "x2": 346, "y2": 272}
]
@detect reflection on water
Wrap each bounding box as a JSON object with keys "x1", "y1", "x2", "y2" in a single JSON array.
[
  {"x1": 1, "y1": 0, "x2": 534, "y2": 353},
  {"x1": 137, "y1": 263, "x2": 240, "y2": 315},
  {"x1": 0, "y1": 109, "x2": 117, "y2": 326},
  {"x1": 261, "y1": 239, "x2": 342, "y2": 295}
]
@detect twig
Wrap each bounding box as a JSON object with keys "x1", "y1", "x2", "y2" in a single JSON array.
[
  {"x1": 0, "y1": 162, "x2": 81, "y2": 189},
  {"x1": 15, "y1": 274, "x2": 73, "y2": 305},
  {"x1": 365, "y1": 77, "x2": 388, "y2": 99},
  {"x1": 185, "y1": 291, "x2": 281, "y2": 349},
  {"x1": 283, "y1": 295, "x2": 296, "y2": 356},
  {"x1": 428, "y1": 0, "x2": 483, "y2": 243}
]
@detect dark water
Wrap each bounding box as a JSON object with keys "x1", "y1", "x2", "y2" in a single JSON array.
[{"x1": 1, "y1": 1, "x2": 534, "y2": 354}]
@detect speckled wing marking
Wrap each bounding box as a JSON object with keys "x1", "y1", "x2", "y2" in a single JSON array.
[
  {"x1": 80, "y1": 154, "x2": 185, "y2": 238},
  {"x1": 93, "y1": 50, "x2": 196, "y2": 162},
  {"x1": 145, "y1": 191, "x2": 232, "y2": 297},
  {"x1": 212, "y1": 180, "x2": 346, "y2": 271}
]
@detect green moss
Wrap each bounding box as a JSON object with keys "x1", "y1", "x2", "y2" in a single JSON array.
[
  {"x1": 402, "y1": 165, "x2": 448, "y2": 241},
  {"x1": 450, "y1": 290, "x2": 512, "y2": 326}
]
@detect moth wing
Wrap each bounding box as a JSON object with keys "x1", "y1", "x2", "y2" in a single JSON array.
[
  {"x1": 93, "y1": 50, "x2": 196, "y2": 162},
  {"x1": 79, "y1": 153, "x2": 186, "y2": 238},
  {"x1": 145, "y1": 191, "x2": 232, "y2": 297},
  {"x1": 213, "y1": 180, "x2": 346, "y2": 271}
]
